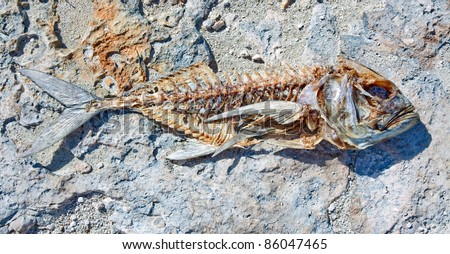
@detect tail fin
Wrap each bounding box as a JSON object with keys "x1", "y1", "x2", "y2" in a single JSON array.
[
  {"x1": 18, "y1": 69, "x2": 96, "y2": 106},
  {"x1": 18, "y1": 69, "x2": 102, "y2": 157}
]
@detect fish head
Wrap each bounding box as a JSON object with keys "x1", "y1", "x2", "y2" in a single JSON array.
[{"x1": 316, "y1": 58, "x2": 420, "y2": 149}]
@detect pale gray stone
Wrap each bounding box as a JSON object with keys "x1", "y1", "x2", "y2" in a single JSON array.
[{"x1": 0, "y1": 0, "x2": 448, "y2": 234}]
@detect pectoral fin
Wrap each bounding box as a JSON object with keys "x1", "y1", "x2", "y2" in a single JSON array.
[{"x1": 205, "y1": 101, "x2": 302, "y2": 123}]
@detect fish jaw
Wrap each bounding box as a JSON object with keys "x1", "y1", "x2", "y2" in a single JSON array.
[{"x1": 342, "y1": 110, "x2": 420, "y2": 149}]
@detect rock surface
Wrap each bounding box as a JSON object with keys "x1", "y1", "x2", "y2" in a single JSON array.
[{"x1": 0, "y1": 0, "x2": 448, "y2": 233}]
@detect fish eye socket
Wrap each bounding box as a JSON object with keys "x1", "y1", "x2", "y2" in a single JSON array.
[{"x1": 368, "y1": 85, "x2": 389, "y2": 99}]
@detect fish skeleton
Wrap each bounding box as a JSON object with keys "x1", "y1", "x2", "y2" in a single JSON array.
[{"x1": 18, "y1": 57, "x2": 420, "y2": 160}]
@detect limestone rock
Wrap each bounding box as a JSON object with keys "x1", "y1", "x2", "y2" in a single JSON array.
[{"x1": 0, "y1": 0, "x2": 448, "y2": 234}]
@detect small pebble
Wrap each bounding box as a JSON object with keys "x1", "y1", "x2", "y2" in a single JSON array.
[
  {"x1": 252, "y1": 54, "x2": 264, "y2": 63},
  {"x1": 152, "y1": 216, "x2": 166, "y2": 228},
  {"x1": 417, "y1": 226, "x2": 427, "y2": 233},
  {"x1": 69, "y1": 221, "x2": 77, "y2": 228},
  {"x1": 328, "y1": 203, "x2": 336, "y2": 212},
  {"x1": 402, "y1": 38, "x2": 415, "y2": 46},
  {"x1": 83, "y1": 46, "x2": 94, "y2": 58},
  {"x1": 97, "y1": 162, "x2": 104, "y2": 169},
  {"x1": 75, "y1": 161, "x2": 92, "y2": 174},
  {"x1": 210, "y1": 13, "x2": 221, "y2": 21},
  {"x1": 239, "y1": 50, "x2": 251, "y2": 60},
  {"x1": 203, "y1": 19, "x2": 214, "y2": 30},
  {"x1": 211, "y1": 20, "x2": 226, "y2": 32},
  {"x1": 77, "y1": 197, "x2": 85, "y2": 203}
]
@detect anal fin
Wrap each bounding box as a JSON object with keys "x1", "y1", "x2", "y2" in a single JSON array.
[
  {"x1": 167, "y1": 142, "x2": 217, "y2": 160},
  {"x1": 212, "y1": 130, "x2": 263, "y2": 157},
  {"x1": 266, "y1": 135, "x2": 323, "y2": 150}
]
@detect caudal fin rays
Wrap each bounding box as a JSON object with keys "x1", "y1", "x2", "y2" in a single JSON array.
[
  {"x1": 19, "y1": 106, "x2": 102, "y2": 158},
  {"x1": 19, "y1": 69, "x2": 96, "y2": 107},
  {"x1": 18, "y1": 69, "x2": 102, "y2": 157}
]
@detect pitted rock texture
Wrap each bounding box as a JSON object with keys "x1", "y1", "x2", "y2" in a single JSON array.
[{"x1": 0, "y1": 0, "x2": 448, "y2": 233}]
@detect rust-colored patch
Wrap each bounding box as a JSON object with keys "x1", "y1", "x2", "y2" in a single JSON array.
[
  {"x1": 91, "y1": 0, "x2": 118, "y2": 22},
  {"x1": 79, "y1": 0, "x2": 152, "y2": 94}
]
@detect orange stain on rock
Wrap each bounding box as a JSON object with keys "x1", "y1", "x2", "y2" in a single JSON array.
[
  {"x1": 92, "y1": 0, "x2": 118, "y2": 22},
  {"x1": 81, "y1": 0, "x2": 152, "y2": 94}
]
